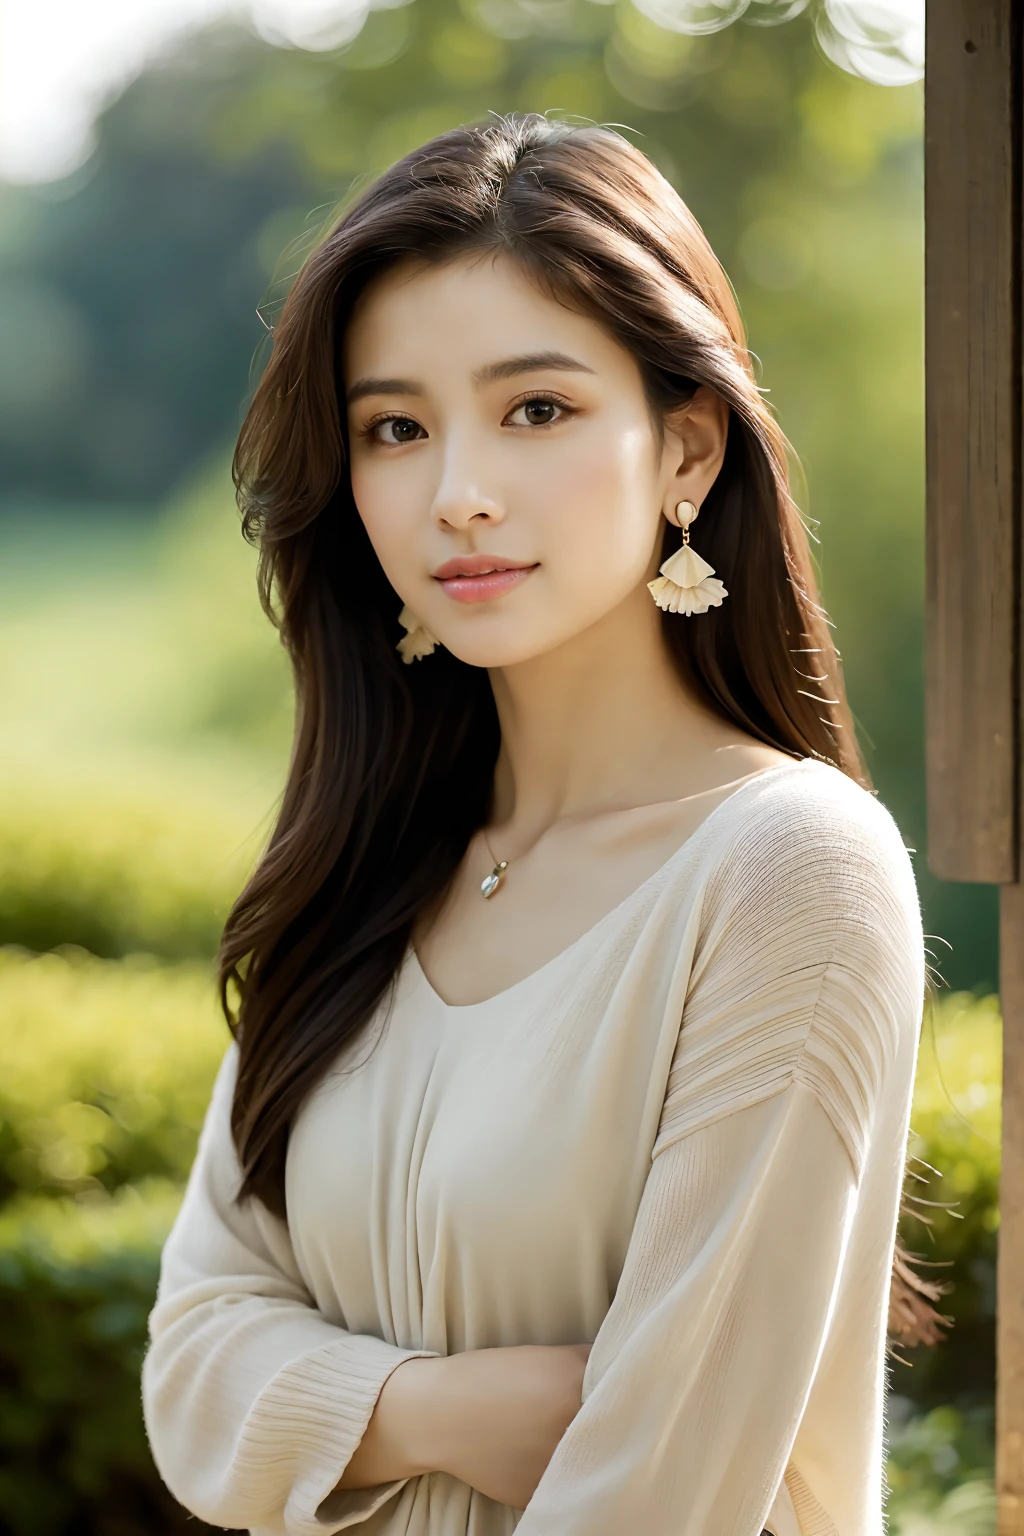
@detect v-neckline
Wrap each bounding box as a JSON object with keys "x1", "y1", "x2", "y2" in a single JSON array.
[{"x1": 410, "y1": 757, "x2": 818, "y2": 1013}]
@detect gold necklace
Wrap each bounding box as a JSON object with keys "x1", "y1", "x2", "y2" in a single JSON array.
[{"x1": 479, "y1": 828, "x2": 509, "y2": 899}]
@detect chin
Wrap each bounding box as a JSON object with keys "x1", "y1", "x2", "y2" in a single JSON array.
[{"x1": 443, "y1": 631, "x2": 561, "y2": 670}]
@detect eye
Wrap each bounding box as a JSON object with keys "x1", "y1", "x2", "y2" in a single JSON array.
[
  {"x1": 505, "y1": 395, "x2": 574, "y2": 429},
  {"x1": 364, "y1": 414, "x2": 426, "y2": 445}
]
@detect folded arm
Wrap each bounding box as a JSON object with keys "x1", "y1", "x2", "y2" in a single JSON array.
[
  {"x1": 514, "y1": 783, "x2": 926, "y2": 1536},
  {"x1": 514, "y1": 1078, "x2": 856, "y2": 1536},
  {"x1": 142, "y1": 1044, "x2": 438, "y2": 1536}
]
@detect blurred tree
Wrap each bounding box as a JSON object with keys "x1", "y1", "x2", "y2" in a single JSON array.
[
  {"x1": 0, "y1": 32, "x2": 314, "y2": 505},
  {"x1": 0, "y1": 7, "x2": 919, "y2": 511}
]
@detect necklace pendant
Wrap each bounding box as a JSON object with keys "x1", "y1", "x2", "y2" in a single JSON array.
[{"x1": 481, "y1": 861, "x2": 508, "y2": 899}]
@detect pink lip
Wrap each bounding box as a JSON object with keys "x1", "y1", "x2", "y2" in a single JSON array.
[{"x1": 432, "y1": 553, "x2": 538, "y2": 605}]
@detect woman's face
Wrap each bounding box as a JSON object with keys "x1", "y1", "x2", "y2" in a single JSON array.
[{"x1": 344, "y1": 252, "x2": 725, "y2": 669}]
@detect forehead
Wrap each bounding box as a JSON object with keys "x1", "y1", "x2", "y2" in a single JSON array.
[{"x1": 342, "y1": 251, "x2": 633, "y2": 382}]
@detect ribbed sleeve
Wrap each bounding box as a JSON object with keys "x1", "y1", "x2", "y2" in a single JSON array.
[
  {"x1": 653, "y1": 776, "x2": 925, "y2": 1183},
  {"x1": 141, "y1": 1044, "x2": 438, "y2": 1535},
  {"x1": 512, "y1": 773, "x2": 925, "y2": 1536},
  {"x1": 514, "y1": 1084, "x2": 857, "y2": 1536}
]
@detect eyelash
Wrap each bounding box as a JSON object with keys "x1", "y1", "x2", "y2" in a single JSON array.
[
  {"x1": 358, "y1": 391, "x2": 578, "y2": 443},
  {"x1": 504, "y1": 390, "x2": 577, "y2": 427}
]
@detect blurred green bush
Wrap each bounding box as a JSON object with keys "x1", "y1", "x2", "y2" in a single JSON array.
[
  {"x1": 885, "y1": 1400, "x2": 996, "y2": 1536},
  {"x1": 0, "y1": 1192, "x2": 252, "y2": 1536},
  {"x1": 0, "y1": 1187, "x2": 190, "y2": 1536},
  {"x1": 0, "y1": 787, "x2": 253, "y2": 960},
  {"x1": 0, "y1": 949, "x2": 227, "y2": 1204},
  {"x1": 898, "y1": 994, "x2": 1001, "y2": 1409},
  {"x1": 0, "y1": 949, "x2": 231, "y2": 1535}
]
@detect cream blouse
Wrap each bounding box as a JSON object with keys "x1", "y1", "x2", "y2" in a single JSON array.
[{"x1": 142, "y1": 756, "x2": 926, "y2": 1536}]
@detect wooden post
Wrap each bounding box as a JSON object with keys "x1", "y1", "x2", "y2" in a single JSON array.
[
  {"x1": 924, "y1": 4, "x2": 1022, "y2": 1532},
  {"x1": 924, "y1": 0, "x2": 1018, "y2": 884}
]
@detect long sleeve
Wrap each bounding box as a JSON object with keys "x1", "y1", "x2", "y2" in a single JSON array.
[
  {"x1": 515, "y1": 1083, "x2": 854, "y2": 1536},
  {"x1": 514, "y1": 780, "x2": 925, "y2": 1536},
  {"x1": 141, "y1": 1042, "x2": 438, "y2": 1536}
]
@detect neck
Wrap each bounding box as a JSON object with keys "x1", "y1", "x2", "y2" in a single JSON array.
[{"x1": 486, "y1": 586, "x2": 745, "y2": 844}]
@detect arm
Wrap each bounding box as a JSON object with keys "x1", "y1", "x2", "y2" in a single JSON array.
[
  {"x1": 513, "y1": 784, "x2": 926, "y2": 1536},
  {"x1": 142, "y1": 1042, "x2": 439, "y2": 1536},
  {"x1": 337, "y1": 1342, "x2": 591, "y2": 1508},
  {"x1": 515, "y1": 1080, "x2": 856, "y2": 1536},
  {"x1": 143, "y1": 1041, "x2": 589, "y2": 1529}
]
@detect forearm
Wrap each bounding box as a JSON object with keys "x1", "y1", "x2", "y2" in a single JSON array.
[
  {"x1": 336, "y1": 1343, "x2": 590, "y2": 1505},
  {"x1": 336, "y1": 1355, "x2": 448, "y2": 1489}
]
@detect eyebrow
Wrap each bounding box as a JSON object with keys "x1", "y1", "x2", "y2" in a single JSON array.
[
  {"x1": 474, "y1": 351, "x2": 597, "y2": 386},
  {"x1": 345, "y1": 351, "x2": 596, "y2": 405}
]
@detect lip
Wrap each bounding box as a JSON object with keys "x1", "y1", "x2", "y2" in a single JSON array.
[
  {"x1": 432, "y1": 553, "x2": 535, "y2": 579},
  {"x1": 432, "y1": 553, "x2": 539, "y2": 605}
]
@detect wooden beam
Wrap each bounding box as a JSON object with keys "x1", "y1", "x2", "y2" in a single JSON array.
[{"x1": 924, "y1": 0, "x2": 1019, "y2": 884}]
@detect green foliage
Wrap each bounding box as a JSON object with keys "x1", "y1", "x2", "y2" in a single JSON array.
[
  {"x1": 885, "y1": 1402, "x2": 996, "y2": 1536},
  {"x1": 0, "y1": 1187, "x2": 230, "y2": 1536},
  {"x1": 0, "y1": 787, "x2": 253, "y2": 959},
  {"x1": 0, "y1": 36, "x2": 312, "y2": 506},
  {"x1": 0, "y1": 949, "x2": 227, "y2": 1205},
  {"x1": 0, "y1": 947, "x2": 232, "y2": 1534},
  {"x1": 894, "y1": 993, "x2": 1001, "y2": 1408}
]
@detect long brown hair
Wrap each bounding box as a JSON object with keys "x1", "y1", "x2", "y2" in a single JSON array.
[{"x1": 223, "y1": 112, "x2": 944, "y2": 1346}]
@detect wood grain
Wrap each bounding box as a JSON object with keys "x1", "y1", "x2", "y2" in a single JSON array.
[
  {"x1": 925, "y1": 6, "x2": 1023, "y2": 1531},
  {"x1": 925, "y1": 0, "x2": 1019, "y2": 883}
]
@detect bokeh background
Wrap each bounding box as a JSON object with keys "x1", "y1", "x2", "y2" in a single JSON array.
[{"x1": 0, "y1": 1, "x2": 1004, "y2": 1532}]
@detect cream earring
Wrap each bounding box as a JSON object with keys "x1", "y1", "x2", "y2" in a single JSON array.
[
  {"x1": 647, "y1": 499, "x2": 728, "y2": 616},
  {"x1": 396, "y1": 604, "x2": 439, "y2": 663}
]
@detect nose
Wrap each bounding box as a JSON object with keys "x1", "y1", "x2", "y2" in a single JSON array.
[{"x1": 430, "y1": 435, "x2": 505, "y2": 532}]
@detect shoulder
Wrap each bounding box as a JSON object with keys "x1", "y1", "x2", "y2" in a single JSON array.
[
  {"x1": 696, "y1": 758, "x2": 924, "y2": 975},
  {"x1": 708, "y1": 758, "x2": 917, "y2": 903},
  {"x1": 715, "y1": 756, "x2": 910, "y2": 856},
  {"x1": 661, "y1": 761, "x2": 926, "y2": 1175}
]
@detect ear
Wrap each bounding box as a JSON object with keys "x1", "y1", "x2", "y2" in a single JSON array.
[{"x1": 660, "y1": 386, "x2": 730, "y2": 519}]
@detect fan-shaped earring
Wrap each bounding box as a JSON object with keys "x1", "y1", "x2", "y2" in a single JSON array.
[
  {"x1": 647, "y1": 500, "x2": 728, "y2": 616},
  {"x1": 396, "y1": 605, "x2": 439, "y2": 663}
]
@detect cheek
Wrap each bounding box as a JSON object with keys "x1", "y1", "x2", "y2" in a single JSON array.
[
  {"x1": 536, "y1": 424, "x2": 658, "y2": 586},
  {"x1": 349, "y1": 454, "x2": 423, "y2": 572}
]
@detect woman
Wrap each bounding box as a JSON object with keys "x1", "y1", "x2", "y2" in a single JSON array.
[{"x1": 142, "y1": 113, "x2": 936, "y2": 1536}]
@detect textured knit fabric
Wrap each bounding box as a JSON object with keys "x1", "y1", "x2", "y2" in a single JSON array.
[{"x1": 142, "y1": 757, "x2": 926, "y2": 1536}]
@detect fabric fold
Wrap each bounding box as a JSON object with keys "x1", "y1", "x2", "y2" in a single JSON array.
[
  {"x1": 142, "y1": 757, "x2": 925, "y2": 1536},
  {"x1": 142, "y1": 1045, "x2": 438, "y2": 1535},
  {"x1": 513, "y1": 1084, "x2": 857, "y2": 1536}
]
